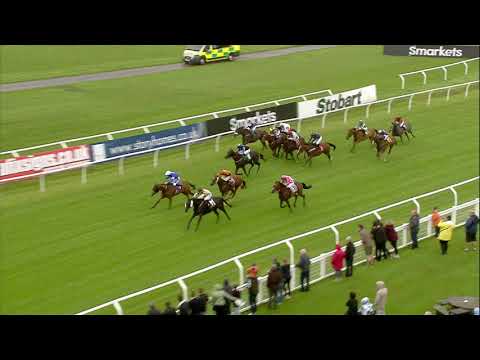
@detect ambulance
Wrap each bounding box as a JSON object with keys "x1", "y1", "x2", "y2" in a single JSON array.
[{"x1": 183, "y1": 45, "x2": 241, "y2": 65}]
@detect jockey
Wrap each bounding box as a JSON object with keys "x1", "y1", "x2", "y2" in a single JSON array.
[
  {"x1": 218, "y1": 169, "x2": 235, "y2": 186},
  {"x1": 287, "y1": 128, "x2": 300, "y2": 145},
  {"x1": 356, "y1": 120, "x2": 368, "y2": 134},
  {"x1": 309, "y1": 133, "x2": 323, "y2": 147},
  {"x1": 394, "y1": 117, "x2": 407, "y2": 131},
  {"x1": 278, "y1": 122, "x2": 291, "y2": 134},
  {"x1": 193, "y1": 188, "x2": 215, "y2": 208},
  {"x1": 270, "y1": 127, "x2": 281, "y2": 138},
  {"x1": 377, "y1": 129, "x2": 390, "y2": 141},
  {"x1": 247, "y1": 123, "x2": 257, "y2": 135},
  {"x1": 280, "y1": 175, "x2": 298, "y2": 194},
  {"x1": 164, "y1": 170, "x2": 182, "y2": 190},
  {"x1": 237, "y1": 144, "x2": 251, "y2": 160}
]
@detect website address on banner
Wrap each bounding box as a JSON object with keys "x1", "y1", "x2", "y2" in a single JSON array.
[{"x1": 108, "y1": 132, "x2": 194, "y2": 156}]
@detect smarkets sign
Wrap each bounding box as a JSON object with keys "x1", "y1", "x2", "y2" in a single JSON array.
[
  {"x1": 384, "y1": 45, "x2": 479, "y2": 58},
  {"x1": 297, "y1": 85, "x2": 377, "y2": 118}
]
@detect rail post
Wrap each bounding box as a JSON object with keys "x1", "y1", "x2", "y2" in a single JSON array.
[
  {"x1": 234, "y1": 258, "x2": 244, "y2": 286},
  {"x1": 153, "y1": 150, "x2": 159, "y2": 168},
  {"x1": 400, "y1": 75, "x2": 405, "y2": 89},
  {"x1": 408, "y1": 94, "x2": 414, "y2": 111},
  {"x1": 442, "y1": 66, "x2": 448, "y2": 81},
  {"x1": 427, "y1": 218, "x2": 432, "y2": 237},
  {"x1": 320, "y1": 255, "x2": 326, "y2": 278},
  {"x1": 113, "y1": 301, "x2": 124, "y2": 315},
  {"x1": 343, "y1": 108, "x2": 349, "y2": 124},
  {"x1": 185, "y1": 144, "x2": 190, "y2": 160},
  {"x1": 215, "y1": 135, "x2": 221, "y2": 153},
  {"x1": 373, "y1": 211, "x2": 382, "y2": 220},
  {"x1": 285, "y1": 240, "x2": 295, "y2": 289},
  {"x1": 464, "y1": 61, "x2": 469, "y2": 76},
  {"x1": 449, "y1": 186, "x2": 458, "y2": 224},
  {"x1": 427, "y1": 91, "x2": 433, "y2": 106},
  {"x1": 412, "y1": 198, "x2": 421, "y2": 215},
  {"x1": 402, "y1": 226, "x2": 408, "y2": 247},
  {"x1": 178, "y1": 279, "x2": 188, "y2": 300},
  {"x1": 475, "y1": 201, "x2": 479, "y2": 216},
  {"x1": 421, "y1": 71, "x2": 427, "y2": 85},
  {"x1": 321, "y1": 113, "x2": 327, "y2": 128},
  {"x1": 330, "y1": 225, "x2": 340, "y2": 245},
  {"x1": 465, "y1": 83, "x2": 471, "y2": 97},
  {"x1": 297, "y1": 119, "x2": 303, "y2": 133},
  {"x1": 387, "y1": 99, "x2": 393, "y2": 114},
  {"x1": 366, "y1": 104, "x2": 371, "y2": 119},
  {"x1": 118, "y1": 157, "x2": 124, "y2": 176},
  {"x1": 446, "y1": 88, "x2": 452, "y2": 101},
  {"x1": 39, "y1": 174, "x2": 46, "y2": 192},
  {"x1": 81, "y1": 166, "x2": 87, "y2": 184}
]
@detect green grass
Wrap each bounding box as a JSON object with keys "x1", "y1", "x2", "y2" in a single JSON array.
[
  {"x1": 0, "y1": 45, "x2": 296, "y2": 84},
  {"x1": 1, "y1": 45, "x2": 478, "y2": 151},
  {"x1": 0, "y1": 45, "x2": 478, "y2": 314},
  {"x1": 256, "y1": 230, "x2": 479, "y2": 315}
]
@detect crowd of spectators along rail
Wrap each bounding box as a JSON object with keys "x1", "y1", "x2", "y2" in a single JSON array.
[{"x1": 146, "y1": 208, "x2": 478, "y2": 316}]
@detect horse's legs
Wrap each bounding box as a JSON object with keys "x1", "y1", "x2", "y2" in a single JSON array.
[
  {"x1": 286, "y1": 199, "x2": 293, "y2": 212},
  {"x1": 195, "y1": 215, "x2": 204, "y2": 232},
  {"x1": 214, "y1": 209, "x2": 220, "y2": 223},
  {"x1": 350, "y1": 142, "x2": 356, "y2": 153},
  {"x1": 219, "y1": 206, "x2": 231, "y2": 220},
  {"x1": 301, "y1": 194, "x2": 306, "y2": 207},
  {"x1": 280, "y1": 199, "x2": 285, "y2": 208},
  {"x1": 151, "y1": 196, "x2": 163, "y2": 209},
  {"x1": 293, "y1": 195, "x2": 298, "y2": 207},
  {"x1": 187, "y1": 214, "x2": 197, "y2": 230},
  {"x1": 255, "y1": 161, "x2": 261, "y2": 174},
  {"x1": 168, "y1": 197, "x2": 173, "y2": 209}
]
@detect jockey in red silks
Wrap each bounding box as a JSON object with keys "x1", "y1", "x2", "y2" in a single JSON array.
[
  {"x1": 280, "y1": 175, "x2": 298, "y2": 194},
  {"x1": 287, "y1": 128, "x2": 300, "y2": 146}
]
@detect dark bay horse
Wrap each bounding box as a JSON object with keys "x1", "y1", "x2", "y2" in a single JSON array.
[
  {"x1": 391, "y1": 121, "x2": 415, "y2": 143},
  {"x1": 346, "y1": 128, "x2": 377, "y2": 152},
  {"x1": 211, "y1": 173, "x2": 246, "y2": 199},
  {"x1": 185, "y1": 197, "x2": 232, "y2": 231},
  {"x1": 304, "y1": 142, "x2": 336, "y2": 166},
  {"x1": 271, "y1": 181, "x2": 312, "y2": 211},
  {"x1": 235, "y1": 127, "x2": 268, "y2": 149},
  {"x1": 151, "y1": 182, "x2": 195, "y2": 209},
  {"x1": 264, "y1": 132, "x2": 286, "y2": 158},
  {"x1": 374, "y1": 134, "x2": 396, "y2": 161},
  {"x1": 225, "y1": 149, "x2": 264, "y2": 176},
  {"x1": 282, "y1": 137, "x2": 303, "y2": 160}
]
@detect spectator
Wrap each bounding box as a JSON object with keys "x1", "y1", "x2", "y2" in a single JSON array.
[
  {"x1": 246, "y1": 263, "x2": 259, "y2": 279},
  {"x1": 231, "y1": 285, "x2": 242, "y2": 315},
  {"x1": 296, "y1": 249, "x2": 311, "y2": 291},
  {"x1": 371, "y1": 220, "x2": 389, "y2": 261},
  {"x1": 280, "y1": 258, "x2": 292, "y2": 298},
  {"x1": 146, "y1": 302, "x2": 162, "y2": 315},
  {"x1": 464, "y1": 210, "x2": 479, "y2": 252},
  {"x1": 358, "y1": 224, "x2": 374, "y2": 265},
  {"x1": 409, "y1": 209, "x2": 420, "y2": 249},
  {"x1": 223, "y1": 279, "x2": 233, "y2": 315},
  {"x1": 177, "y1": 294, "x2": 191, "y2": 315},
  {"x1": 273, "y1": 257, "x2": 281, "y2": 268},
  {"x1": 359, "y1": 297, "x2": 375, "y2": 315},
  {"x1": 210, "y1": 284, "x2": 238, "y2": 316},
  {"x1": 437, "y1": 215, "x2": 454, "y2": 255},
  {"x1": 331, "y1": 244, "x2": 346, "y2": 281},
  {"x1": 374, "y1": 281, "x2": 388, "y2": 315},
  {"x1": 162, "y1": 302, "x2": 177, "y2": 315},
  {"x1": 247, "y1": 275, "x2": 259, "y2": 315},
  {"x1": 266, "y1": 264, "x2": 282, "y2": 309},
  {"x1": 345, "y1": 292, "x2": 358, "y2": 315},
  {"x1": 189, "y1": 290, "x2": 203, "y2": 315},
  {"x1": 432, "y1": 207, "x2": 441, "y2": 238},
  {"x1": 345, "y1": 237, "x2": 356, "y2": 277},
  {"x1": 273, "y1": 258, "x2": 285, "y2": 304},
  {"x1": 197, "y1": 288, "x2": 208, "y2": 315},
  {"x1": 384, "y1": 221, "x2": 399, "y2": 259}
]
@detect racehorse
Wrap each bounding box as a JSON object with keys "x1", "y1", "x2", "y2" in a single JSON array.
[
  {"x1": 185, "y1": 197, "x2": 232, "y2": 231},
  {"x1": 264, "y1": 132, "x2": 285, "y2": 158},
  {"x1": 296, "y1": 137, "x2": 315, "y2": 160},
  {"x1": 225, "y1": 149, "x2": 264, "y2": 176},
  {"x1": 210, "y1": 173, "x2": 246, "y2": 199},
  {"x1": 373, "y1": 134, "x2": 397, "y2": 161},
  {"x1": 271, "y1": 181, "x2": 312, "y2": 211},
  {"x1": 151, "y1": 182, "x2": 196, "y2": 209},
  {"x1": 346, "y1": 128, "x2": 377, "y2": 152},
  {"x1": 235, "y1": 127, "x2": 268, "y2": 149},
  {"x1": 304, "y1": 142, "x2": 337, "y2": 166},
  {"x1": 391, "y1": 121, "x2": 415, "y2": 143},
  {"x1": 282, "y1": 137, "x2": 303, "y2": 160}
]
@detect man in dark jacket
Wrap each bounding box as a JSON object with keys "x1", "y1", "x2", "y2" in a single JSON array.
[
  {"x1": 267, "y1": 264, "x2": 282, "y2": 309},
  {"x1": 345, "y1": 237, "x2": 356, "y2": 277},
  {"x1": 147, "y1": 302, "x2": 162, "y2": 315},
  {"x1": 223, "y1": 279, "x2": 233, "y2": 315},
  {"x1": 247, "y1": 276, "x2": 259, "y2": 315},
  {"x1": 371, "y1": 220, "x2": 389, "y2": 261},
  {"x1": 189, "y1": 290, "x2": 203, "y2": 315},
  {"x1": 176, "y1": 294, "x2": 191, "y2": 315},
  {"x1": 296, "y1": 249, "x2": 311, "y2": 291},
  {"x1": 409, "y1": 209, "x2": 420, "y2": 249},
  {"x1": 280, "y1": 259, "x2": 292, "y2": 298},
  {"x1": 465, "y1": 210, "x2": 479, "y2": 252}
]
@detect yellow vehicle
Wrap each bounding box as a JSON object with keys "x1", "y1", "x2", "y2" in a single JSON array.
[{"x1": 183, "y1": 45, "x2": 241, "y2": 65}]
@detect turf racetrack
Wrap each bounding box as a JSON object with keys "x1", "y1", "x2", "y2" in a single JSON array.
[{"x1": 0, "y1": 46, "x2": 478, "y2": 314}]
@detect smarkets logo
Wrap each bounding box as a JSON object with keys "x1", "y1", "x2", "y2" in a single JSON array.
[{"x1": 408, "y1": 46, "x2": 463, "y2": 57}]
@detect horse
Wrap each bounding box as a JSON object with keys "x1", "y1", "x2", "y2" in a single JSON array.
[
  {"x1": 282, "y1": 137, "x2": 303, "y2": 160},
  {"x1": 346, "y1": 128, "x2": 377, "y2": 152},
  {"x1": 391, "y1": 121, "x2": 415, "y2": 143},
  {"x1": 373, "y1": 134, "x2": 397, "y2": 161},
  {"x1": 210, "y1": 173, "x2": 246, "y2": 199},
  {"x1": 264, "y1": 132, "x2": 285, "y2": 158},
  {"x1": 304, "y1": 142, "x2": 337, "y2": 166},
  {"x1": 271, "y1": 181, "x2": 312, "y2": 211},
  {"x1": 296, "y1": 137, "x2": 315, "y2": 160},
  {"x1": 234, "y1": 127, "x2": 268, "y2": 149},
  {"x1": 151, "y1": 182, "x2": 196, "y2": 209},
  {"x1": 225, "y1": 149, "x2": 264, "y2": 176},
  {"x1": 185, "y1": 197, "x2": 232, "y2": 231}
]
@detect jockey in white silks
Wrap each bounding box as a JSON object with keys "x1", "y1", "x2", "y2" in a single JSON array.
[
  {"x1": 309, "y1": 133, "x2": 323, "y2": 147},
  {"x1": 280, "y1": 175, "x2": 298, "y2": 194},
  {"x1": 287, "y1": 128, "x2": 300, "y2": 146},
  {"x1": 356, "y1": 120, "x2": 368, "y2": 134},
  {"x1": 193, "y1": 188, "x2": 215, "y2": 208},
  {"x1": 278, "y1": 123, "x2": 291, "y2": 134},
  {"x1": 237, "y1": 144, "x2": 251, "y2": 160}
]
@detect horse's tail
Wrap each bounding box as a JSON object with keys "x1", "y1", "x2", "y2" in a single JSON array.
[
  {"x1": 301, "y1": 182, "x2": 312, "y2": 190},
  {"x1": 327, "y1": 143, "x2": 336, "y2": 151}
]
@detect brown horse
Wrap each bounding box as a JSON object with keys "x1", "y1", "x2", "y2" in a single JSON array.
[
  {"x1": 225, "y1": 149, "x2": 264, "y2": 176},
  {"x1": 234, "y1": 127, "x2": 268, "y2": 149},
  {"x1": 210, "y1": 173, "x2": 246, "y2": 199},
  {"x1": 282, "y1": 137, "x2": 303, "y2": 160},
  {"x1": 271, "y1": 181, "x2": 312, "y2": 211},
  {"x1": 391, "y1": 120, "x2": 415, "y2": 143},
  {"x1": 264, "y1": 132, "x2": 285, "y2": 158},
  {"x1": 304, "y1": 142, "x2": 337, "y2": 166},
  {"x1": 346, "y1": 128, "x2": 377, "y2": 152},
  {"x1": 296, "y1": 137, "x2": 315, "y2": 160},
  {"x1": 373, "y1": 134, "x2": 396, "y2": 161},
  {"x1": 151, "y1": 182, "x2": 195, "y2": 209}
]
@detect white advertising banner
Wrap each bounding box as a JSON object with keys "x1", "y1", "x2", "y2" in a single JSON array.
[{"x1": 297, "y1": 85, "x2": 377, "y2": 118}]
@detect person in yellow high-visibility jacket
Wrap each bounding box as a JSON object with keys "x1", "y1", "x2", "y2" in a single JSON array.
[{"x1": 437, "y1": 215, "x2": 454, "y2": 255}]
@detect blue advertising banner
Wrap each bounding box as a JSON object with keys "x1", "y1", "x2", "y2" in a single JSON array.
[{"x1": 90, "y1": 123, "x2": 207, "y2": 162}]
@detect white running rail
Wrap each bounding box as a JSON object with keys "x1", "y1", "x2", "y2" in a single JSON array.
[
  {"x1": 2, "y1": 80, "x2": 478, "y2": 189},
  {"x1": 0, "y1": 88, "x2": 333, "y2": 156},
  {"x1": 76, "y1": 177, "x2": 479, "y2": 315},
  {"x1": 398, "y1": 58, "x2": 479, "y2": 89}
]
